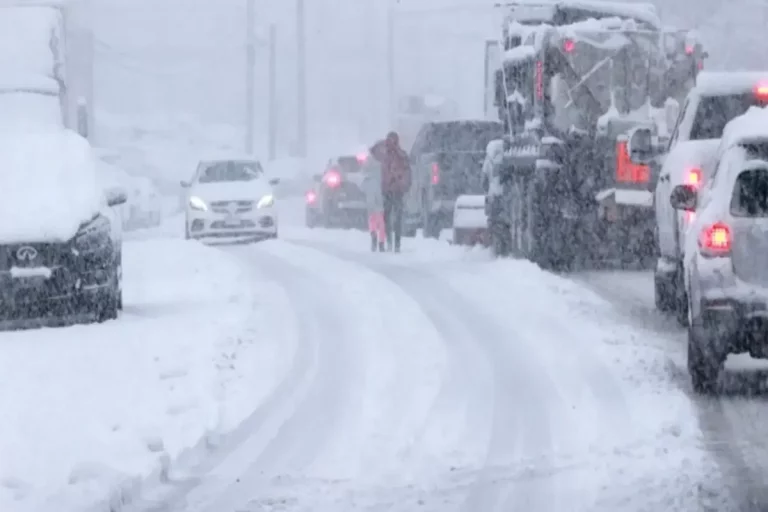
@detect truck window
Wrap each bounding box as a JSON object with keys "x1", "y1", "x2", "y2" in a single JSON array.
[
  {"x1": 690, "y1": 94, "x2": 760, "y2": 140},
  {"x1": 422, "y1": 122, "x2": 504, "y2": 152},
  {"x1": 501, "y1": 60, "x2": 535, "y2": 132}
]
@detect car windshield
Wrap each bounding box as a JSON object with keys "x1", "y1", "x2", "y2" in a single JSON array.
[
  {"x1": 198, "y1": 161, "x2": 263, "y2": 183},
  {"x1": 690, "y1": 93, "x2": 765, "y2": 140},
  {"x1": 337, "y1": 156, "x2": 362, "y2": 173},
  {"x1": 422, "y1": 122, "x2": 504, "y2": 152}
]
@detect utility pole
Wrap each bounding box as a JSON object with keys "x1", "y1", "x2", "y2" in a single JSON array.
[
  {"x1": 387, "y1": 0, "x2": 396, "y2": 129},
  {"x1": 268, "y1": 23, "x2": 277, "y2": 160},
  {"x1": 245, "y1": 0, "x2": 256, "y2": 154},
  {"x1": 296, "y1": 0, "x2": 307, "y2": 157}
]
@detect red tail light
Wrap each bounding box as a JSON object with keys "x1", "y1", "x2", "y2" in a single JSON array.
[
  {"x1": 686, "y1": 167, "x2": 702, "y2": 188},
  {"x1": 305, "y1": 190, "x2": 317, "y2": 204},
  {"x1": 615, "y1": 140, "x2": 650, "y2": 183},
  {"x1": 356, "y1": 152, "x2": 368, "y2": 163},
  {"x1": 755, "y1": 83, "x2": 768, "y2": 99},
  {"x1": 535, "y1": 60, "x2": 544, "y2": 99},
  {"x1": 685, "y1": 44, "x2": 694, "y2": 55},
  {"x1": 431, "y1": 162, "x2": 439, "y2": 184},
  {"x1": 699, "y1": 221, "x2": 731, "y2": 256},
  {"x1": 323, "y1": 169, "x2": 341, "y2": 187},
  {"x1": 563, "y1": 39, "x2": 575, "y2": 52}
]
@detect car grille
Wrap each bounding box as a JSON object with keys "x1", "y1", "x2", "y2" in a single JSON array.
[
  {"x1": 210, "y1": 200, "x2": 255, "y2": 214},
  {"x1": 0, "y1": 243, "x2": 74, "y2": 271}
]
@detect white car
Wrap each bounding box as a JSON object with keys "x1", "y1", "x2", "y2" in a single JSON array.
[
  {"x1": 653, "y1": 71, "x2": 768, "y2": 324},
  {"x1": 0, "y1": 126, "x2": 126, "y2": 325},
  {"x1": 670, "y1": 106, "x2": 768, "y2": 392},
  {"x1": 182, "y1": 157, "x2": 279, "y2": 241}
]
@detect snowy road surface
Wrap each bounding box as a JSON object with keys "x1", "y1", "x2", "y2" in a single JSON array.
[
  {"x1": 132, "y1": 220, "x2": 727, "y2": 511},
  {"x1": 9, "y1": 200, "x2": 768, "y2": 511}
]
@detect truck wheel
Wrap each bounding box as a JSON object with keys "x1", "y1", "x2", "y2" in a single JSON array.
[
  {"x1": 687, "y1": 326, "x2": 722, "y2": 394},
  {"x1": 525, "y1": 181, "x2": 562, "y2": 271},
  {"x1": 674, "y1": 268, "x2": 689, "y2": 327}
]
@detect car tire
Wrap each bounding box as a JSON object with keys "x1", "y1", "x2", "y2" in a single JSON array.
[
  {"x1": 654, "y1": 269, "x2": 675, "y2": 312},
  {"x1": 687, "y1": 325, "x2": 722, "y2": 394}
]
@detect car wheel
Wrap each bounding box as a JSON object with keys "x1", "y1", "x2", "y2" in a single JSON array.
[
  {"x1": 654, "y1": 268, "x2": 675, "y2": 312},
  {"x1": 687, "y1": 325, "x2": 722, "y2": 394}
]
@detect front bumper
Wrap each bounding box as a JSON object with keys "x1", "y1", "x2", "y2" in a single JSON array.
[{"x1": 187, "y1": 208, "x2": 277, "y2": 240}]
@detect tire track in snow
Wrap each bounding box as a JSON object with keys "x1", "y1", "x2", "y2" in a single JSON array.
[
  {"x1": 286, "y1": 239, "x2": 562, "y2": 512},
  {"x1": 144, "y1": 246, "x2": 363, "y2": 512}
]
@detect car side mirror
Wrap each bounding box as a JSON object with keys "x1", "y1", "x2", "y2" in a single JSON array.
[
  {"x1": 626, "y1": 126, "x2": 654, "y2": 164},
  {"x1": 180, "y1": 180, "x2": 190, "y2": 188},
  {"x1": 106, "y1": 189, "x2": 128, "y2": 207},
  {"x1": 670, "y1": 184, "x2": 697, "y2": 211},
  {"x1": 269, "y1": 177, "x2": 280, "y2": 186}
]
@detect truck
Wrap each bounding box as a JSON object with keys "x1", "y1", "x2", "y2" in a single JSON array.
[
  {"x1": 483, "y1": 0, "x2": 706, "y2": 270},
  {"x1": 0, "y1": 0, "x2": 93, "y2": 139}
]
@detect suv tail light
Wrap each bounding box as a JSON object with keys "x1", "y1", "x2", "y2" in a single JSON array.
[
  {"x1": 755, "y1": 83, "x2": 768, "y2": 99},
  {"x1": 687, "y1": 167, "x2": 702, "y2": 188},
  {"x1": 699, "y1": 221, "x2": 732, "y2": 257},
  {"x1": 431, "y1": 162, "x2": 439, "y2": 184},
  {"x1": 305, "y1": 190, "x2": 317, "y2": 204},
  {"x1": 323, "y1": 169, "x2": 341, "y2": 188},
  {"x1": 615, "y1": 140, "x2": 650, "y2": 183}
]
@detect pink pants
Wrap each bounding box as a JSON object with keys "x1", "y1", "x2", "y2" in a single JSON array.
[{"x1": 368, "y1": 211, "x2": 386, "y2": 243}]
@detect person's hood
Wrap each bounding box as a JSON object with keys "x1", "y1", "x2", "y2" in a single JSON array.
[
  {"x1": 0, "y1": 127, "x2": 104, "y2": 244},
  {"x1": 190, "y1": 178, "x2": 273, "y2": 203}
]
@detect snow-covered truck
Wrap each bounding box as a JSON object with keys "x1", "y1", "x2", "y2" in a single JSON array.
[
  {"x1": 395, "y1": 93, "x2": 459, "y2": 152},
  {"x1": 0, "y1": 0, "x2": 93, "y2": 139},
  {"x1": 483, "y1": 1, "x2": 706, "y2": 269}
]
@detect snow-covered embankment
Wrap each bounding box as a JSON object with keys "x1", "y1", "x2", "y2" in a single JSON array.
[{"x1": 0, "y1": 237, "x2": 296, "y2": 512}]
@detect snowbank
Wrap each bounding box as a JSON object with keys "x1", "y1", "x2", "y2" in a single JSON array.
[
  {"x1": 0, "y1": 237, "x2": 296, "y2": 512},
  {"x1": 0, "y1": 128, "x2": 101, "y2": 243}
]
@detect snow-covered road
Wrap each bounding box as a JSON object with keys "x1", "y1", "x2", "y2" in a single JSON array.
[{"x1": 137, "y1": 219, "x2": 725, "y2": 512}]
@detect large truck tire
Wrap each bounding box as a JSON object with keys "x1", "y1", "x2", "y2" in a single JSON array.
[{"x1": 489, "y1": 218, "x2": 513, "y2": 257}]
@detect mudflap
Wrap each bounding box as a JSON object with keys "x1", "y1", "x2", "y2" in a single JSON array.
[{"x1": 592, "y1": 205, "x2": 657, "y2": 269}]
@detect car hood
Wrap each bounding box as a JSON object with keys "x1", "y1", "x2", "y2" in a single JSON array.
[
  {"x1": 190, "y1": 180, "x2": 273, "y2": 202},
  {"x1": 0, "y1": 128, "x2": 103, "y2": 244}
]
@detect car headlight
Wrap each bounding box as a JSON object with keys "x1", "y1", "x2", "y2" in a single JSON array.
[
  {"x1": 73, "y1": 215, "x2": 112, "y2": 253},
  {"x1": 189, "y1": 196, "x2": 208, "y2": 211},
  {"x1": 257, "y1": 194, "x2": 275, "y2": 209}
]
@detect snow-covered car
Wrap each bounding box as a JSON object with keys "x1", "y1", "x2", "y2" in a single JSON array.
[
  {"x1": 0, "y1": 128, "x2": 126, "y2": 326},
  {"x1": 653, "y1": 72, "x2": 768, "y2": 324},
  {"x1": 182, "y1": 157, "x2": 279, "y2": 241},
  {"x1": 671, "y1": 106, "x2": 768, "y2": 392},
  {"x1": 452, "y1": 195, "x2": 489, "y2": 246}
]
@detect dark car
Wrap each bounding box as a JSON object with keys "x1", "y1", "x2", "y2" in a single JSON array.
[
  {"x1": 305, "y1": 154, "x2": 368, "y2": 229},
  {"x1": 404, "y1": 120, "x2": 503, "y2": 238}
]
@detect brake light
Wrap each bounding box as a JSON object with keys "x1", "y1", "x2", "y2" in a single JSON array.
[
  {"x1": 755, "y1": 83, "x2": 768, "y2": 99},
  {"x1": 615, "y1": 140, "x2": 649, "y2": 183},
  {"x1": 535, "y1": 60, "x2": 543, "y2": 99},
  {"x1": 431, "y1": 162, "x2": 439, "y2": 185},
  {"x1": 699, "y1": 221, "x2": 732, "y2": 256},
  {"x1": 685, "y1": 44, "x2": 694, "y2": 55},
  {"x1": 686, "y1": 167, "x2": 702, "y2": 188},
  {"x1": 305, "y1": 190, "x2": 317, "y2": 204},
  {"x1": 356, "y1": 152, "x2": 368, "y2": 163},
  {"x1": 563, "y1": 39, "x2": 575, "y2": 53},
  {"x1": 324, "y1": 169, "x2": 341, "y2": 187}
]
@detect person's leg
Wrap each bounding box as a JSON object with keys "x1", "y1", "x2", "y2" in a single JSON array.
[
  {"x1": 374, "y1": 211, "x2": 386, "y2": 251},
  {"x1": 393, "y1": 194, "x2": 404, "y2": 252},
  {"x1": 383, "y1": 193, "x2": 394, "y2": 250}
]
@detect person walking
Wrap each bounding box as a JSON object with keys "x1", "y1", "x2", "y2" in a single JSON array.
[
  {"x1": 379, "y1": 131, "x2": 411, "y2": 252},
  {"x1": 362, "y1": 142, "x2": 387, "y2": 252}
]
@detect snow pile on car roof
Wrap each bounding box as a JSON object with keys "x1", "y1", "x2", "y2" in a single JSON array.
[
  {"x1": 723, "y1": 105, "x2": 768, "y2": 146},
  {"x1": 0, "y1": 128, "x2": 102, "y2": 243},
  {"x1": 695, "y1": 71, "x2": 768, "y2": 95},
  {"x1": 0, "y1": 5, "x2": 62, "y2": 92}
]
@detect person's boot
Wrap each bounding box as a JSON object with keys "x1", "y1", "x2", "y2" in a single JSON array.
[
  {"x1": 370, "y1": 232, "x2": 377, "y2": 252},
  {"x1": 378, "y1": 240, "x2": 385, "y2": 252}
]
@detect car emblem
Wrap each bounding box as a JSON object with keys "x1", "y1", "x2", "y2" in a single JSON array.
[{"x1": 16, "y1": 246, "x2": 38, "y2": 261}]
